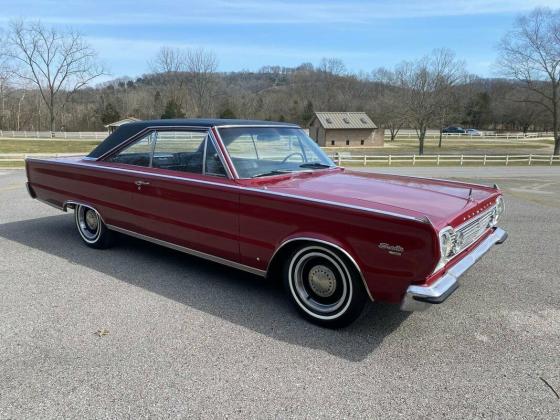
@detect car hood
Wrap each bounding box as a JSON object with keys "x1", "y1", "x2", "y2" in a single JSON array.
[{"x1": 253, "y1": 169, "x2": 498, "y2": 228}]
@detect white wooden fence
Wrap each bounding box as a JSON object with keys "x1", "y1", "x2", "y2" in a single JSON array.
[
  {"x1": 2, "y1": 152, "x2": 559, "y2": 167},
  {"x1": 330, "y1": 153, "x2": 560, "y2": 166},
  {"x1": 0, "y1": 130, "x2": 106, "y2": 140},
  {"x1": 385, "y1": 132, "x2": 553, "y2": 140}
]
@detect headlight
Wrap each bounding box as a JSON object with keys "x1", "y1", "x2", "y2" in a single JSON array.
[
  {"x1": 496, "y1": 196, "x2": 505, "y2": 217},
  {"x1": 489, "y1": 196, "x2": 505, "y2": 227},
  {"x1": 440, "y1": 227, "x2": 456, "y2": 259}
]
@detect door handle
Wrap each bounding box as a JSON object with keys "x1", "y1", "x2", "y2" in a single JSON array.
[{"x1": 134, "y1": 180, "x2": 150, "y2": 190}]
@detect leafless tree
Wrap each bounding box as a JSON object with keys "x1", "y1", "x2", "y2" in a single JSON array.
[
  {"x1": 371, "y1": 69, "x2": 406, "y2": 141},
  {"x1": 391, "y1": 49, "x2": 466, "y2": 154},
  {"x1": 185, "y1": 48, "x2": 218, "y2": 116},
  {"x1": 4, "y1": 20, "x2": 106, "y2": 134},
  {"x1": 498, "y1": 8, "x2": 560, "y2": 155},
  {"x1": 149, "y1": 47, "x2": 187, "y2": 73}
]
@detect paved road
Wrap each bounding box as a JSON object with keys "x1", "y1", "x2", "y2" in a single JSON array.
[{"x1": 0, "y1": 168, "x2": 559, "y2": 418}]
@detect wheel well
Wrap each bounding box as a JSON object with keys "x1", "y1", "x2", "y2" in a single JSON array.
[{"x1": 267, "y1": 239, "x2": 366, "y2": 288}]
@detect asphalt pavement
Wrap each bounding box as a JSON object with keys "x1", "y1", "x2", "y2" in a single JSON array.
[{"x1": 0, "y1": 167, "x2": 559, "y2": 418}]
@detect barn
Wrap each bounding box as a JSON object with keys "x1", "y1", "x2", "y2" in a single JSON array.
[{"x1": 308, "y1": 112, "x2": 384, "y2": 147}]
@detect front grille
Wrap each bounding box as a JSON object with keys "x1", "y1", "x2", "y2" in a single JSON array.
[{"x1": 452, "y1": 206, "x2": 495, "y2": 254}]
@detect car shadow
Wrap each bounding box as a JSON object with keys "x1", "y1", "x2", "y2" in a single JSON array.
[{"x1": 0, "y1": 214, "x2": 411, "y2": 362}]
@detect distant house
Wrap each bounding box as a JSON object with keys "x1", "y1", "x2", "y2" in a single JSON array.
[
  {"x1": 104, "y1": 117, "x2": 141, "y2": 133},
  {"x1": 308, "y1": 112, "x2": 383, "y2": 147}
]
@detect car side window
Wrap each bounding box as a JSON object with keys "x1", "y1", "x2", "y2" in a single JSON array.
[
  {"x1": 108, "y1": 132, "x2": 155, "y2": 167},
  {"x1": 152, "y1": 131, "x2": 207, "y2": 174},
  {"x1": 204, "y1": 138, "x2": 227, "y2": 177}
]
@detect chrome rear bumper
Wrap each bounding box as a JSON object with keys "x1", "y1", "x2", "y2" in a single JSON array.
[{"x1": 400, "y1": 227, "x2": 508, "y2": 311}]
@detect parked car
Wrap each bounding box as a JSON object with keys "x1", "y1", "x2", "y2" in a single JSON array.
[
  {"x1": 465, "y1": 128, "x2": 482, "y2": 136},
  {"x1": 25, "y1": 119, "x2": 507, "y2": 327},
  {"x1": 442, "y1": 126, "x2": 466, "y2": 134}
]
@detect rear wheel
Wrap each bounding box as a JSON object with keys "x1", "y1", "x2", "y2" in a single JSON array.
[
  {"x1": 283, "y1": 244, "x2": 367, "y2": 328},
  {"x1": 74, "y1": 204, "x2": 114, "y2": 249}
]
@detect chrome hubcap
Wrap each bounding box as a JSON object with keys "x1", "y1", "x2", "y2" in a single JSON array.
[
  {"x1": 290, "y1": 249, "x2": 350, "y2": 315},
  {"x1": 85, "y1": 210, "x2": 99, "y2": 231},
  {"x1": 308, "y1": 265, "x2": 336, "y2": 298},
  {"x1": 76, "y1": 205, "x2": 101, "y2": 242}
]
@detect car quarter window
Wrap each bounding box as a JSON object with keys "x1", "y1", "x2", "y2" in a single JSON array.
[
  {"x1": 108, "y1": 132, "x2": 155, "y2": 167},
  {"x1": 107, "y1": 130, "x2": 226, "y2": 177},
  {"x1": 151, "y1": 131, "x2": 206, "y2": 174}
]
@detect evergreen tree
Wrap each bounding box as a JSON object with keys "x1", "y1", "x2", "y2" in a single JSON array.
[
  {"x1": 100, "y1": 103, "x2": 120, "y2": 125},
  {"x1": 219, "y1": 107, "x2": 236, "y2": 119},
  {"x1": 161, "y1": 99, "x2": 184, "y2": 119}
]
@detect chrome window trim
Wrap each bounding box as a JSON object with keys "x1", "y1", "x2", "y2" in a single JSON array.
[
  {"x1": 208, "y1": 128, "x2": 234, "y2": 179},
  {"x1": 26, "y1": 157, "x2": 428, "y2": 223},
  {"x1": 106, "y1": 224, "x2": 266, "y2": 277},
  {"x1": 96, "y1": 125, "x2": 211, "y2": 161},
  {"x1": 268, "y1": 237, "x2": 374, "y2": 301},
  {"x1": 214, "y1": 125, "x2": 335, "y2": 180},
  {"x1": 214, "y1": 124, "x2": 299, "y2": 129},
  {"x1": 99, "y1": 126, "x2": 233, "y2": 180}
]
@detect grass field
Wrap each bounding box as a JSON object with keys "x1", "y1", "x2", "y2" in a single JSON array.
[
  {"x1": 0, "y1": 139, "x2": 100, "y2": 154},
  {"x1": 324, "y1": 137, "x2": 555, "y2": 156}
]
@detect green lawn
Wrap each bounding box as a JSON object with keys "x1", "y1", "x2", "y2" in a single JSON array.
[
  {"x1": 325, "y1": 137, "x2": 555, "y2": 156},
  {"x1": 0, "y1": 139, "x2": 100, "y2": 154}
]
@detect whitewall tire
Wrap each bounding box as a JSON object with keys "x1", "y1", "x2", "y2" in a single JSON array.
[
  {"x1": 74, "y1": 204, "x2": 114, "y2": 249},
  {"x1": 283, "y1": 244, "x2": 367, "y2": 328}
]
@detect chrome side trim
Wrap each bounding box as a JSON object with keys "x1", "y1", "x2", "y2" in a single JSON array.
[
  {"x1": 36, "y1": 198, "x2": 64, "y2": 211},
  {"x1": 63, "y1": 200, "x2": 108, "y2": 225},
  {"x1": 401, "y1": 227, "x2": 508, "y2": 311},
  {"x1": 106, "y1": 224, "x2": 267, "y2": 277},
  {"x1": 26, "y1": 158, "x2": 426, "y2": 223},
  {"x1": 268, "y1": 237, "x2": 374, "y2": 301}
]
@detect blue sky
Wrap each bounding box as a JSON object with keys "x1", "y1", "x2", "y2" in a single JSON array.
[{"x1": 1, "y1": 0, "x2": 558, "y2": 82}]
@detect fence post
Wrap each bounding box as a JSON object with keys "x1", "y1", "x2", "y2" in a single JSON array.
[
  {"x1": 528, "y1": 154, "x2": 532, "y2": 166},
  {"x1": 460, "y1": 154, "x2": 464, "y2": 166},
  {"x1": 363, "y1": 155, "x2": 367, "y2": 166},
  {"x1": 483, "y1": 155, "x2": 487, "y2": 166},
  {"x1": 550, "y1": 155, "x2": 554, "y2": 166},
  {"x1": 436, "y1": 154, "x2": 440, "y2": 166},
  {"x1": 412, "y1": 154, "x2": 416, "y2": 166},
  {"x1": 506, "y1": 155, "x2": 509, "y2": 166},
  {"x1": 388, "y1": 155, "x2": 392, "y2": 166}
]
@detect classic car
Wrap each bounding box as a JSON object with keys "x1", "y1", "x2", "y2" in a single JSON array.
[{"x1": 25, "y1": 119, "x2": 507, "y2": 327}]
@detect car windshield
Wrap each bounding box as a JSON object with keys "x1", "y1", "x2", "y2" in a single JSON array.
[{"x1": 219, "y1": 127, "x2": 335, "y2": 178}]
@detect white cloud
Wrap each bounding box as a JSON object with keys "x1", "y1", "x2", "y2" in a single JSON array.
[{"x1": 1, "y1": 0, "x2": 559, "y2": 27}]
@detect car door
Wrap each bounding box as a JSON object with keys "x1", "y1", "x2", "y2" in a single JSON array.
[{"x1": 105, "y1": 128, "x2": 240, "y2": 263}]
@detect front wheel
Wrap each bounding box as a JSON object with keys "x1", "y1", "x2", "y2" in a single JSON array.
[
  {"x1": 283, "y1": 244, "x2": 367, "y2": 328},
  {"x1": 74, "y1": 204, "x2": 114, "y2": 249}
]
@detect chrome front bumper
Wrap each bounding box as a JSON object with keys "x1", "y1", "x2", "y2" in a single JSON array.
[{"x1": 400, "y1": 227, "x2": 508, "y2": 311}]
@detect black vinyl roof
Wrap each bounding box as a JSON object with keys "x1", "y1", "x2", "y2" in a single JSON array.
[{"x1": 87, "y1": 118, "x2": 299, "y2": 158}]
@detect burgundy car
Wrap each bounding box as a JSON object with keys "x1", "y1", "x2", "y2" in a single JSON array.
[{"x1": 25, "y1": 119, "x2": 507, "y2": 327}]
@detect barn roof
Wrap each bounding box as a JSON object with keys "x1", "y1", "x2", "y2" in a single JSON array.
[
  {"x1": 104, "y1": 117, "x2": 141, "y2": 128},
  {"x1": 311, "y1": 112, "x2": 377, "y2": 129}
]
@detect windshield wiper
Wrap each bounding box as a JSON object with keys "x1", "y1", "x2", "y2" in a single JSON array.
[
  {"x1": 299, "y1": 162, "x2": 333, "y2": 169},
  {"x1": 251, "y1": 169, "x2": 295, "y2": 178}
]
